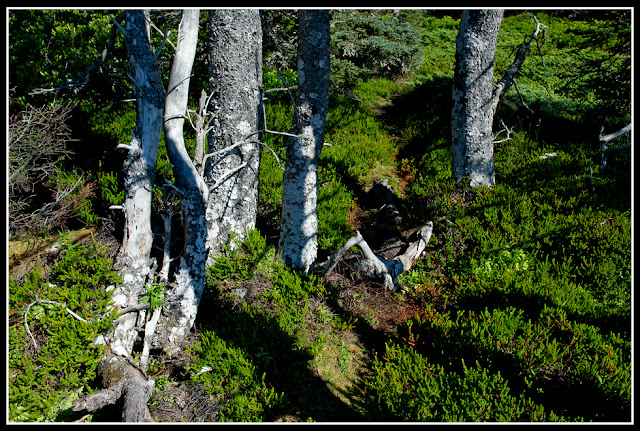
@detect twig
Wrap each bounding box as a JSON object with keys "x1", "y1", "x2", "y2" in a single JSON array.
[
  {"x1": 24, "y1": 294, "x2": 89, "y2": 349},
  {"x1": 277, "y1": 69, "x2": 299, "y2": 120},
  {"x1": 263, "y1": 85, "x2": 298, "y2": 94},
  {"x1": 493, "y1": 119, "x2": 513, "y2": 144},
  {"x1": 512, "y1": 78, "x2": 535, "y2": 114}
]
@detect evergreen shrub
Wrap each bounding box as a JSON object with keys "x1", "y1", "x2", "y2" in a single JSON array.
[{"x1": 8, "y1": 237, "x2": 121, "y2": 422}]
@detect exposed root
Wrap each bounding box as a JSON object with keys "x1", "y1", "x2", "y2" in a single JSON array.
[{"x1": 74, "y1": 354, "x2": 155, "y2": 422}]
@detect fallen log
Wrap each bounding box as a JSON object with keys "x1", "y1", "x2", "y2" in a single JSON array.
[{"x1": 319, "y1": 221, "x2": 433, "y2": 291}]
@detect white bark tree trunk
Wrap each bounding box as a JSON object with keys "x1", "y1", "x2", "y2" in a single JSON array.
[
  {"x1": 156, "y1": 9, "x2": 208, "y2": 350},
  {"x1": 111, "y1": 9, "x2": 165, "y2": 360},
  {"x1": 76, "y1": 10, "x2": 164, "y2": 422},
  {"x1": 451, "y1": 9, "x2": 503, "y2": 188},
  {"x1": 205, "y1": 9, "x2": 263, "y2": 260},
  {"x1": 118, "y1": 9, "x2": 164, "y2": 272},
  {"x1": 279, "y1": 10, "x2": 331, "y2": 272}
]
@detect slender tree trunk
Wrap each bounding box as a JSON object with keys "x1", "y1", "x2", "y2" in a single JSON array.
[
  {"x1": 205, "y1": 9, "x2": 263, "y2": 259},
  {"x1": 111, "y1": 8, "x2": 165, "y2": 360},
  {"x1": 279, "y1": 10, "x2": 331, "y2": 272},
  {"x1": 75, "y1": 10, "x2": 164, "y2": 422},
  {"x1": 451, "y1": 9, "x2": 503, "y2": 188},
  {"x1": 157, "y1": 9, "x2": 208, "y2": 349},
  {"x1": 118, "y1": 9, "x2": 165, "y2": 272}
]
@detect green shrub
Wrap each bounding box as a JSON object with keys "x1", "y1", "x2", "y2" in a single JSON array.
[
  {"x1": 187, "y1": 331, "x2": 284, "y2": 422},
  {"x1": 390, "y1": 304, "x2": 630, "y2": 421},
  {"x1": 8, "y1": 237, "x2": 120, "y2": 422},
  {"x1": 365, "y1": 341, "x2": 570, "y2": 422},
  {"x1": 331, "y1": 10, "x2": 423, "y2": 90}
]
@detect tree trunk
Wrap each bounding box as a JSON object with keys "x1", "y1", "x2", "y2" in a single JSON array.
[
  {"x1": 75, "y1": 10, "x2": 164, "y2": 422},
  {"x1": 451, "y1": 9, "x2": 503, "y2": 188},
  {"x1": 157, "y1": 9, "x2": 208, "y2": 350},
  {"x1": 111, "y1": 8, "x2": 164, "y2": 364},
  {"x1": 118, "y1": 9, "x2": 165, "y2": 272},
  {"x1": 205, "y1": 9, "x2": 263, "y2": 260},
  {"x1": 279, "y1": 10, "x2": 331, "y2": 272}
]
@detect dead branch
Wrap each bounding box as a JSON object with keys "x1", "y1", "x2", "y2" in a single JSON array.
[
  {"x1": 599, "y1": 123, "x2": 631, "y2": 172},
  {"x1": 24, "y1": 293, "x2": 89, "y2": 349},
  {"x1": 491, "y1": 13, "x2": 547, "y2": 115},
  {"x1": 187, "y1": 89, "x2": 216, "y2": 175},
  {"x1": 320, "y1": 222, "x2": 434, "y2": 291},
  {"x1": 493, "y1": 119, "x2": 513, "y2": 144}
]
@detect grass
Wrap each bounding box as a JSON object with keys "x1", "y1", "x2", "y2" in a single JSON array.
[{"x1": 8, "y1": 11, "x2": 631, "y2": 423}]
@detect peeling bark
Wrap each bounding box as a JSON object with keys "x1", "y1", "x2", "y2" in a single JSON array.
[
  {"x1": 451, "y1": 9, "x2": 503, "y2": 188},
  {"x1": 118, "y1": 10, "x2": 165, "y2": 269},
  {"x1": 279, "y1": 10, "x2": 331, "y2": 272},
  {"x1": 205, "y1": 9, "x2": 263, "y2": 260}
]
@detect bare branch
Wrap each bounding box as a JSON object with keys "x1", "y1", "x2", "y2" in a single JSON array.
[
  {"x1": 600, "y1": 123, "x2": 631, "y2": 143},
  {"x1": 512, "y1": 77, "x2": 535, "y2": 114},
  {"x1": 320, "y1": 222, "x2": 434, "y2": 291},
  {"x1": 263, "y1": 85, "x2": 298, "y2": 95},
  {"x1": 25, "y1": 294, "x2": 89, "y2": 349},
  {"x1": 149, "y1": 20, "x2": 176, "y2": 51},
  {"x1": 109, "y1": 12, "x2": 127, "y2": 37},
  {"x1": 277, "y1": 68, "x2": 300, "y2": 120},
  {"x1": 154, "y1": 24, "x2": 171, "y2": 60},
  {"x1": 599, "y1": 123, "x2": 632, "y2": 172},
  {"x1": 491, "y1": 13, "x2": 547, "y2": 115},
  {"x1": 493, "y1": 119, "x2": 513, "y2": 144}
]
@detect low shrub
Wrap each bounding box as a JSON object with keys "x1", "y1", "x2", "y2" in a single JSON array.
[
  {"x1": 365, "y1": 341, "x2": 571, "y2": 422},
  {"x1": 187, "y1": 330, "x2": 285, "y2": 422},
  {"x1": 8, "y1": 236, "x2": 121, "y2": 422}
]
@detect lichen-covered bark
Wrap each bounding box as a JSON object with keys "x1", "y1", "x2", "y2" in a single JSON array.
[
  {"x1": 205, "y1": 10, "x2": 263, "y2": 259},
  {"x1": 111, "y1": 9, "x2": 165, "y2": 358},
  {"x1": 279, "y1": 10, "x2": 331, "y2": 272},
  {"x1": 451, "y1": 9, "x2": 503, "y2": 188},
  {"x1": 76, "y1": 10, "x2": 163, "y2": 422},
  {"x1": 119, "y1": 9, "x2": 165, "y2": 269},
  {"x1": 159, "y1": 9, "x2": 208, "y2": 349}
]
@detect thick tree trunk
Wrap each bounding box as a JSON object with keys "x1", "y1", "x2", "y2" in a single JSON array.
[
  {"x1": 279, "y1": 10, "x2": 331, "y2": 272},
  {"x1": 451, "y1": 9, "x2": 503, "y2": 188},
  {"x1": 157, "y1": 9, "x2": 208, "y2": 350},
  {"x1": 205, "y1": 9, "x2": 263, "y2": 260}
]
